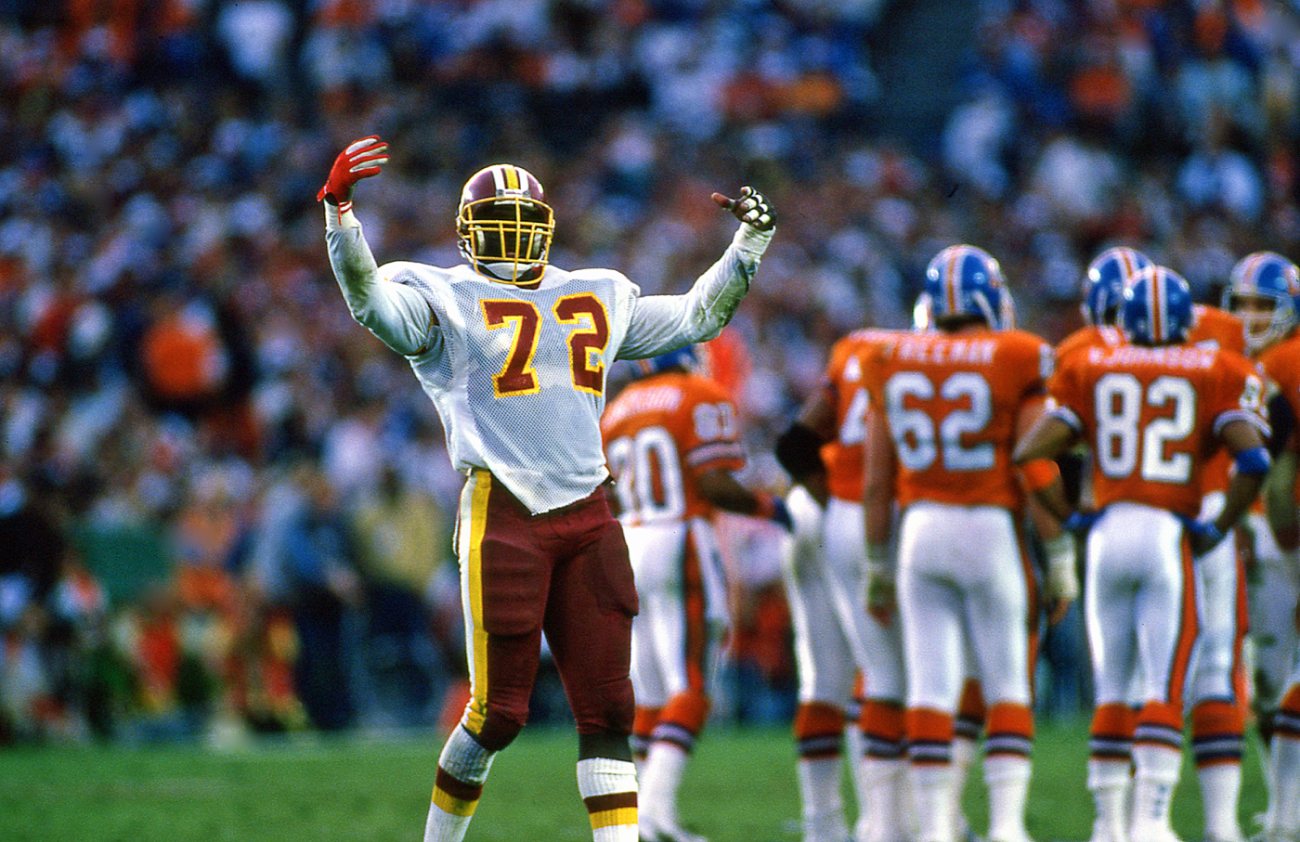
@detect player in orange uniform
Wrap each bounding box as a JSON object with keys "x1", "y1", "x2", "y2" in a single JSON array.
[
  {"x1": 601, "y1": 346, "x2": 792, "y2": 842},
  {"x1": 776, "y1": 327, "x2": 912, "y2": 842},
  {"x1": 1058, "y1": 247, "x2": 1154, "y2": 365},
  {"x1": 1014, "y1": 266, "x2": 1270, "y2": 842},
  {"x1": 862, "y1": 245, "x2": 1073, "y2": 842},
  {"x1": 1221, "y1": 251, "x2": 1300, "y2": 842},
  {"x1": 1182, "y1": 292, "x2": 1252, "y2": 842}
]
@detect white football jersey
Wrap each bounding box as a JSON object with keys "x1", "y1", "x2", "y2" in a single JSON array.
[{"x1": 325, "y1": 217, "x2": 763, "y2": 514}]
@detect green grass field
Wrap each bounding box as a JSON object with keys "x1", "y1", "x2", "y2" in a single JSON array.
[{"x1": 0, "y1": 719, "x2": 1268, "y2": 842}]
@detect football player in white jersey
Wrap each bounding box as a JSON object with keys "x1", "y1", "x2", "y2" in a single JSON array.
[{"x1": 317, "y1": 136, "x2": 775, "y2": 842}]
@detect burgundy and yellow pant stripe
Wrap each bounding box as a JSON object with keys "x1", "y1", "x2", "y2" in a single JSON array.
[{"x1": 458, "y1": 471, "x2": 495, "y2": 739}]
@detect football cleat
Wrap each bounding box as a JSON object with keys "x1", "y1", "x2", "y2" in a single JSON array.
[
  {"x1": 1120, "y1": 265, "x2": 1194, "y2": 346},
  {"x1": 1083, "y1": 246, "x2": 1154, "y2": 326},
  {"x1": 920, "y1": 244, "x2": 1014, "y2": 330},
  {"x1": 457, "y1": 163, "x2": 555, "y2": 284},
  {"x1": 1222, "y1": 250, "x2": 1300, "y2": 353}
]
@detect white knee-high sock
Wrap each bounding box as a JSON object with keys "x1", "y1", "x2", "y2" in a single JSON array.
[
  {"x1": 984, "y1": 754, "x2": 1031, "y2": 842},
  {"x1": 578, "y1": 756, "x2": 639, "y2": 842},
  {"x1": 1130, "y1": 745, "x2": 1181, "y2": 842},
  {"x1": 424, "y1": 726, "x2": 495, "y2": 842}
]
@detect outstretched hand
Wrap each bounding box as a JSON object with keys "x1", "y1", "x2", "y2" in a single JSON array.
[
  {"x1": 318, "y1": 136, "x2": 389, "y2": 204},
  {"x1": 712, "y1": 186, "x2": 776, "y2": 231}
]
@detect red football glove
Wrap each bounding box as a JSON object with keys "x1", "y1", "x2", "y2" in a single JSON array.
[{"x1": 317, "y1": 136, "x2": 389, "y2": 204}]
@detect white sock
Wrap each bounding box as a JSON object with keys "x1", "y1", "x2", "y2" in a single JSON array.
[
  {"x1": 1088, "y1": 758, "x2": 1132, "y2": 842},
  {"x1": 640, "y1": 741, "x2": 690, "y2": 829},
  {"x1": 577, "y1": 756, "x2": 639, "y2": 842},
  {"x1": 855, "y1": 757, "x2": 907, "y2": 842},
  {"x1": 951, "y1": 736, "x2": 977, "y2": 838},
  {"x1": 911, "y1": 763, "x2": 954, "y2": 842},
  {"x1": 985, "y1": 754, "x2": 1031, "y2": 842},
  {"x1": 424, "y1": 727, "x2": 495, "y2": 842},
  {"x1": 1197, "y1": 762, "x2": 1243, "y2": 842},
  {"x1": 1272, "y1": 735, "x2": 1300, "y2": 835},
  {"x1": 799, "y1": 755, "x2": 848, "y2": 841},
  {"x1": 1130, "y1": 745, "x2": 1181, "y2": 841}
]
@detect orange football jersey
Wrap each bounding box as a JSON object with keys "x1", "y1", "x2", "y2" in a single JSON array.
[
  {"x1": 820, "y1": 328, "x2": 902, "y2": 502},
  {"x1": 1048, "y1": 342, "x2": 1266, "y2": 518},
  {"x1": 1187, "y1": 305, "x2": 1248, "y2": 494},
  {"x1": 1258, "y1": 333, "x2": 1300, "y2": 449},
  {"x1": 865, "y1": 327, "x2": 1054, "y2": 511},
  {"x1": 1188, "y1": 304, "x2": 1247, "y2": 354},
  {"x1": 1055, "y1": 323, "x2": 1124, "y2": 367},
  {"x1": 601, "y1": 371, "x2": 747, "y2": 526}
]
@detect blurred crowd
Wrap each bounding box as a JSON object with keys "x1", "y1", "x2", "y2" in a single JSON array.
[{"x1": 1, "y1": 0, "x2": 1298, "y2": 743}]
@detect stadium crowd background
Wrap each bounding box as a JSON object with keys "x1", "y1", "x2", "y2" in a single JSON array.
[{"x1": 1, "y1": 0, "x2": 1298, "y2": 744}]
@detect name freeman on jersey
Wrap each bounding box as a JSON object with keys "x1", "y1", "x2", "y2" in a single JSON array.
[{"x1": 892, "y1": 337, "x2": 998, "y2": 366}]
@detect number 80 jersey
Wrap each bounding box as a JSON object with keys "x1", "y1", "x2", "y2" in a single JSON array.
[
  {"x1": 1047, "y1": 342, "x2": 1267, "y2": 519},
  {"x1": 864, "y1": 327, "x2": 1054, "y2": 511}
]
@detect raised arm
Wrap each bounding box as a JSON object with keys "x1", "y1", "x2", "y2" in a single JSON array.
[
  {"x1": 619, "y1": 188, "x2": 776, "y2": 359},
  {"x1": 320, "y1": 137, "x2": 438, "y2": 357}
]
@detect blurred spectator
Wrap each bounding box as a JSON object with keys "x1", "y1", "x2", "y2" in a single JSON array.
[
  {"x1": 347, "y1": 462, "x2": 449, "y2": 729},
  {"x1": 257, "y1": 465, "x2": 362, "y2": 732}
]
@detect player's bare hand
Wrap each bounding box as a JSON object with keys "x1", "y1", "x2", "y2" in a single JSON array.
[
  {"x1": 864, "y1": 572, "x2": 896, "y2": 626},
  {"x1": 318, "y1": 136, "x2": 389, "y2": 204},
  {"x1": 712, "y1": 186, "x2": 776, "y2": 231}
]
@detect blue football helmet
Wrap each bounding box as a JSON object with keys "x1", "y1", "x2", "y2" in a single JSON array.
[
  {"x1": 921, "y1": 244, "x2": 1014, "y2": 330},
  {"x1": 1222, "y1": 250, "x2": 1300, "y2": 353},
  {"x1": 637, "y1": 345, "x2": 698, "y2": 376},
  {"x1": 1082, "y1": 246, "x2": 1154, "y2": 326},
  {"x1": 1120, "y1": 266, "x2": 1194, "y2": 346}
]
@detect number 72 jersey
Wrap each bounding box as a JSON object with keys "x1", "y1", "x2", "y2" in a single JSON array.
[{"x1": 1047, "y1": 343, "x2": 1267, "y2": 519}]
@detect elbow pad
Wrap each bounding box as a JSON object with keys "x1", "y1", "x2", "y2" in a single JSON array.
[
  {"x1": 1235, "y1": 446, "x2": 1272, "y2": 476},
  {"x1": 775, "y1": 423, "x2": 827, "y2": 480}
]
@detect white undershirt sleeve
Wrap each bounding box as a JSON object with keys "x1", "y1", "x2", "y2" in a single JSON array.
[
  {"x1": 323, "y1": 203, "x2": 438, "y2": 357},
  {"x1": 618, "y1": 222, "x2": 773, "y2": 360}
]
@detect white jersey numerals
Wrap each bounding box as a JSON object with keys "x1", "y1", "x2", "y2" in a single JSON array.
[
  {"x1": 884, "y1": 371, "x2": 995, "y2": 472},
  {"x1": 1093, "y1": 373, "x2": 1196, "y2": 484},
  {"x1": 607, "y1": 426, "x2": 686, "y2": 523}
]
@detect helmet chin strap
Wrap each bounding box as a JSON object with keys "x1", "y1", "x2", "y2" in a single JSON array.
[{"x1": 478, "y1": 260, "x2": 543, "y2": 283}]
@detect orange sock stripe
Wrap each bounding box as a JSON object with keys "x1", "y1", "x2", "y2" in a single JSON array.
[
  {"x1": 633, "y1": 706, "x2": 661, "y2": 741},
  {"x1": 795, "y1": 701, "x2": 844, "y2": 758},
  {"x1": 860, "y1": 699, "x2": 906, "y2": 742},
  {"x1": 907, "y1": 707, "x2": 954, "y2": 765},
  {"x1": 1091, "y1": 703, "x2": 1137, "y2": 740},
  {"x1": 1135, "y1": 700, "x2": 1183, "y2": 750},
  {"x1": 985, "y1": 701, "x2": 1033, "y2": 757},
  {"x1": 1191, "y1": 699, "x2": 1244, "y2": 766},
  {"x1": 1090, "y1": 702, "x2": 1136, "y2": 761},
  {"x1": 1190, "y1": 699, "x2": 1244, "y2": 738},
  {"x1": 658, "y1": 690, "x2": 711, "y2": 735},
  {"x1": 1282, "y1": 686, "x2": 1300, "y2": 716},
  {"x1": 794, "y1": 701, "x2": 846, "y2": 740}
]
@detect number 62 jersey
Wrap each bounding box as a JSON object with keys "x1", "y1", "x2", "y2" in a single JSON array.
[{"x1": 1046, "y1": 343, "x2": 1268, "y2": 519}]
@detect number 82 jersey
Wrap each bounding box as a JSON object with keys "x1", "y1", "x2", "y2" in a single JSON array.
[{"x1": 1047, "y1": 343, "x2": 1267, "y2": 519}]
